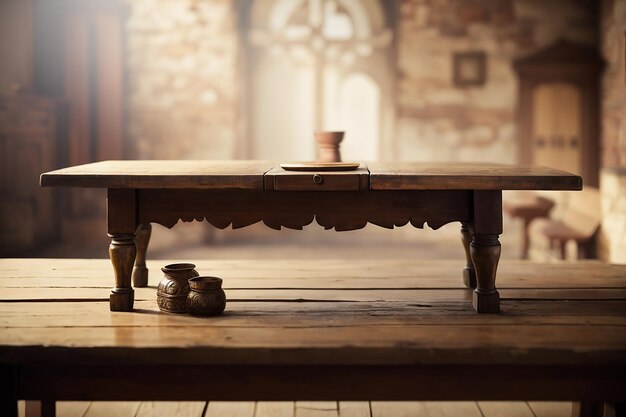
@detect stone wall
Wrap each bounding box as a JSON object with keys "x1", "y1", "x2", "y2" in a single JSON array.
[
  {"x1": 396, "y1": 0, "x2": 597, "y2": 163},
  {"x1": 125, "y1": 0, "x2": 598, "y2": 164},
  {"x1": 126, "y1": 0, "x2": 238, "y2": 160},
  {"x1": 599, "y1": 0, "x2": 626, "y2": 264}
]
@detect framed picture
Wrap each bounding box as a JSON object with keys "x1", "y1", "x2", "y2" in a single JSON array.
[{"x1": 453, "y1": 51, "x2": 487, "y2": 87}]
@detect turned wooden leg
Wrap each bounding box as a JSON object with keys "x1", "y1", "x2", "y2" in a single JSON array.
[
  {"x1": 471, "y1": 190, "x2": 503, "y2": 314},
  {"x1": 470, "y1": 234, "x2": 501, "y2": 313},
  {"x1": 109, "y1": 233, "x2": 136, "y2": 311},
  {"x1": 461, "y1": 222, "x2": 476, "y2": 288},
  {"x1": 133, "y1": 223, "x2": 152, "y2": 287}
]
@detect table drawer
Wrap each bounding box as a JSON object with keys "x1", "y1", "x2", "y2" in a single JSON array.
[{"x1": 266, "y1": 165, "x2": 370, "y2": 191}]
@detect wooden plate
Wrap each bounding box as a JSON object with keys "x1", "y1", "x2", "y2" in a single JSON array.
[{"x1": 280, "y1": 162, "x2": 360, "y2": 171}]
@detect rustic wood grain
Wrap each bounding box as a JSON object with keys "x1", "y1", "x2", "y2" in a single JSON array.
[
  {"x1": 254, "y1": 402, "x2": 295, "y2": 417},
  {"x1": 82, "y1": 401, "x2": 140, "y2": 417},
  {"x1": 134, "y1": 402, "x2": 206, "y2": 417},
  {"x1": 41, "y1": 161, "x2": 583, "y2": 191},
  {"x1": 368, "y1": 162, "x2": 582, "y2": 190},
  {"x1": 477, "y1": 401, "x2": 535, "y2": 417},
  {"x1": 371, "y1": 402, "x2": 416, "y2": 417},
  {"x1": 265, "y1": 165, "x2": 369, "y2": 191},
  {"x1": 2, "y1": 259, "x2": 625, "y2": 411},
  {"x1": 205, "y1": 402, "x2": 255, "y2": 417},
  {"x1": 370, "y1": 401, "x2": 483, "y2": 417},
  {"x1": 295, "y1": 401, "x2": 338, "y2": 417},
  {"x1": 1, "y1": 259, "x2": 624, "y2": 289},
  {"x1": 138, "y1": 190, "x2": 470, "y2": 231},
  {"x1": 2, "y1": 287, "x2": 626, "y2": 303},
  {"x1": 15, "y1": 364, "x2": 626, "y2": 401},
  {"x1": 527, "y1": 402, "x2": 572, "y2": 417},
  {"x1": 337, "y1": 402, "x2": 370, "y2": 417},
  {"x1": 40, "y1": 160, "x2": 275, "y2": 189},
  {"x1": 55, "y1": 402, "x2": 91, "y2": 417}
]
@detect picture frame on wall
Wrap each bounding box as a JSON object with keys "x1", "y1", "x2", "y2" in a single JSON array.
[{"x1": 453, "y1": 51, "x2": 487, "y2": 87}]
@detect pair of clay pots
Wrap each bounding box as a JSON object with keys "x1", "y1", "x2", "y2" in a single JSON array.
[{"x1": 156, "y1": 263, "x2": 226, "y2": 316}]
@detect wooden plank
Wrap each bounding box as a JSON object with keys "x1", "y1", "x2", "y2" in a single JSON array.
[
  {"x1": 135, "y1": 401, "x2": 206, "y2": 417},
  {"x1": 1, "y1": 287, "x2": 625, "y2": 302},
  {"x1": 338, "y1": 402, "x2": 370, "y2": 417},
  {"x1": 56, "y1": 402, "x2": 92, "y2": 417},
  {"x1": 368, "y1": 162, "x2": 582, "y2": 191},
  {"x1": 477, "y1": 401, "x2": 534, "y2": 417},
  {"x1": 16, "y1": 364, "x2": 626, "y2": 402},
  {"x1": 2, "y1": 300, "x2": 626, "y2": 328},
  {"x1": 82, "y1": 401, "x2": 140, "y2": 417},
  {"x1": 40, "y1": 160, "x2": 275, "y2": 189},
  {"x1": 2, "y1": 323, "x2": 626, "y2": 366},
  {"x1": 421, "y1": 402, "x2": 482, "y2": 417},
  {"x1": 2, "y1": 259, "x2": 624, "y2": 290},
  {"x1": 205, "y1": 401, "x2": 255, "y2": 417},
  {"x1": 526, "y1": 402, "x2": 572, "y2": 417},
  {"x1": 255, "y1": 402, "x2": 295, "y2": 417},
  {"x1": 371, "y1": 402, "x2": 418, "y2": 417},
  {"x1": 295, "y1": 401, "x2": 338, "y2": 417}
]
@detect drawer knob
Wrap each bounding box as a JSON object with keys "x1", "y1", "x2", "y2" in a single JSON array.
[{"x1": 313, "y1": 174, "x2": 324, "y2": 184}]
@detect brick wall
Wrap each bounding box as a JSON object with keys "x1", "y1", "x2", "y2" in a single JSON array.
[
  {"x1": 396, "y1": 0, "x2": 597, "y2": 163},
  {"x1": 126, "y1": 0, "x2": 238, "y2": 160},
  {"x1": 125, "y1": 0, "x2": 598, "y2": 164}
]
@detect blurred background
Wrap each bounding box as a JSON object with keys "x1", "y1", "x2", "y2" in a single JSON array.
[{"x1": 0, "y1": 0, "x2": 624, "y2": 264}]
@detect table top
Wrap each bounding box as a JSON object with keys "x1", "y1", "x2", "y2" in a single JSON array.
[
  {"x1": 40, "y1": 160, "x2": 583, "y2": 191},
  {"x1": 0, "y1": 258, "x2": 624, "y2": 366}
]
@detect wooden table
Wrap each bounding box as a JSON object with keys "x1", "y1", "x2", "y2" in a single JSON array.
[
  {"x1": 40, "y1": 161, "x2": 582, "y2": 313},
  {"x1": 0, "y1": 259, "x2": 625, "y2": 417}
]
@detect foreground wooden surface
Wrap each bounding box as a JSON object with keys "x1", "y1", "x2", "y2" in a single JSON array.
[
  {"x1": 0, "y1": 259, "x2": 625, "y2": 366},
  {"x1": 18, "y1": 400, "x2": 573, "y2": 417},
  {"x1": 1, "y1": 258, "x2": 625, "y2": 417}
]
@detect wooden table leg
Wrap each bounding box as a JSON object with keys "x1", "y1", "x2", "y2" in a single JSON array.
[
  {"x1": 471, "y1": 234, "x2": 501, "y2": 313},
  {"x1": 470, "y1": 191, "x2": 502, "y2": 314},
  {"x1": 461, "y1": 222, "x2": 477, "y2": 288},
  {"x1": 108, "y1": 189, "x2": 138, "y2": 312},
  {"x1": 109, "y1": 233, "x2": 136, "y2": 311},
  {"x1": 133, "y1": 223, "x2": 152, "y2": 287}
]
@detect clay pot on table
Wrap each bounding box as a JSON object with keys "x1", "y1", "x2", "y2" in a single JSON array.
[
  {"x1": 157, "y1": 263, "x2": 199, "y2": 313},
  {"x1": 186, "y1": 276, "x2": 226, "y2": 316}
]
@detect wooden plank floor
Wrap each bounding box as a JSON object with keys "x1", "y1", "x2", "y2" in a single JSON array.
[
  {"x1": 2, "y1": 258, "x2": 626, "y2": 413},
  {"x1": 1, "y1": 259, "x2": 625, "y2": 366},
  {"x1": 17, "y1": 400, "x2": 573, "y2": 417}
]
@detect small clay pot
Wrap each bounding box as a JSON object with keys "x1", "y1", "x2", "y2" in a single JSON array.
[
  {"x1": 157, "y1": 263, "x2": 199, "y2": 313},
  {"x1": 186, "y1": 276, "x2": 226, "y2": 316},
  {"x1": 314, "y1": 131, "x2": 344, "y2": 162}
]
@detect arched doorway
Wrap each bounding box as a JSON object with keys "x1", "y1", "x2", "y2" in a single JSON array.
[{"x1": 244, "y1": 0, "x2": 394, "y2": 162}]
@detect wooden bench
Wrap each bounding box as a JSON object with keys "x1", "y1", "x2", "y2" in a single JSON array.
[
  {"x1": 0, "y1": 258, "x2": 625, "y2": 417},
  {"x1": 534, "y1": 187, "x2": 602, "y2": 259}
]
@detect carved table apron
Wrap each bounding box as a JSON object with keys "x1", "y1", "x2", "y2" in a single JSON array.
[{"x1": 40, "y1": 160, "x2": 582, "y2": 313}]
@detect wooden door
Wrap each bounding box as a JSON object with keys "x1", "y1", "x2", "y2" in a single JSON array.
[{"x1": 531, "y1": 83, "x2": 582, "y2": 176}]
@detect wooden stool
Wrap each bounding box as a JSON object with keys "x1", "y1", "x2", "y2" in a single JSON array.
[{"x1": 503, "y1": 192, "x2": 555, "y2": 259}]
